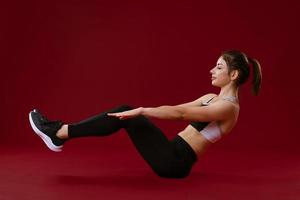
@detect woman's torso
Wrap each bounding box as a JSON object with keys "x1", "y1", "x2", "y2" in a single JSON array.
[{"x1": 178, "y1": 95, "x2": 240, "y2": 156}]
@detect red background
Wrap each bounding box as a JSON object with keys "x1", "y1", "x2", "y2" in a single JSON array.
[
  {"x1": 2, "y1": 0, "x2": 299, "y2": 151},
  {"x1": 1, "y1": 0, "x2": 300, "y2": 199}
]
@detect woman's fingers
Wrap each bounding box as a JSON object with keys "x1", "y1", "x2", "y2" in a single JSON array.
[
  {"x1": 107, "y1": 109, "x2": 138, "y2": 119},
  {"x1": 107, "y1": 112, "x2": 126, "y2": 119},
  {"x1": 107, "y1": 113, "x2": 120, "y2": 118}
]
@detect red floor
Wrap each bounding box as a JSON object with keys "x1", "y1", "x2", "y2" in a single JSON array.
[{"x1": 1, "y1": 141, "x2": 299, "y2": 200}]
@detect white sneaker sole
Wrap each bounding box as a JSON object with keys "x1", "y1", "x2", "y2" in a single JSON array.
[{"x1": 29, "y1": 111, "x2": 63, "y2": 152}]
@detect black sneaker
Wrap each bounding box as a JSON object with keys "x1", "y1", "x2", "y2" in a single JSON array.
[{"x1": 29, "y1": 109, "x2": 66, "y2": 152}]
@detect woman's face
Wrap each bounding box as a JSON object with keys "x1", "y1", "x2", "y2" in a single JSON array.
[{"x1": 210, "y1": 56, "x2": 232, "y2": 87}]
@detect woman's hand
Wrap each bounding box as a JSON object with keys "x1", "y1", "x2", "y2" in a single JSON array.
[{"x1": 107, "y1": 107, "x2": 143, "y2": 120}]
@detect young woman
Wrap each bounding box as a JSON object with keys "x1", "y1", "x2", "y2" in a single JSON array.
[{"x1": 29, "y1": 50, "x2": 262, "y2": 179}]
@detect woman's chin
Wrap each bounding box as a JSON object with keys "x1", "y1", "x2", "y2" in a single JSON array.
[
  {"x1": 211, "y1": 82, "x2": 221, "y2": 87},
  {"x1": 211, "y1": 81, "x2": 217, "y2": 87}
]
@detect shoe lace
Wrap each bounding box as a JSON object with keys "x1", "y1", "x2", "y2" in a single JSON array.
[
  {"x1": 43, "y1": 120, "x2": 61, "y2": 125},
  {"x1": 39, "y1": 116, "x2": 62, "y2": 127}
]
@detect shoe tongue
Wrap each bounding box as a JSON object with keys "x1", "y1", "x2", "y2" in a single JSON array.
[
  {"x1": 56, "y1": 121, "x2": 63, "y2": 129},
  {"x1": 42, "y1": 121, "x2": 63, "y2": 129}
]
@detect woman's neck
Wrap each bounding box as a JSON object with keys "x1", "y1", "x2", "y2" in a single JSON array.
[{"x1": 218, "y1": 83, "x2": 239, "y2": 98}]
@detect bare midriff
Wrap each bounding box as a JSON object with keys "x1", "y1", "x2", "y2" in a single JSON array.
[{"x1": 178, "y1": 125, "x2": 213, "y2": 157}]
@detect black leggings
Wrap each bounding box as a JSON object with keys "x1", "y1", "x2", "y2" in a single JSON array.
[{"x1": 68, "y1": 105, "x2": 198, "y2": 179}]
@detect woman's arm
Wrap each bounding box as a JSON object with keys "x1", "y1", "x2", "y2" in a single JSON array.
[
  {"x1": 107, "y1": 94, "x2": 233, "y2": 122},
  {"x1": 142, "y1": 101, "x2": 234, "y2": 122},
  {"x1": 175, "y1": 93, "x2": 217, "y2": 107}
]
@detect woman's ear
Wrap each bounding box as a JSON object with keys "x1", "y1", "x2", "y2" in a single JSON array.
[{"x1": 230, "y1": 69, "x2": 239, "y2": 81}]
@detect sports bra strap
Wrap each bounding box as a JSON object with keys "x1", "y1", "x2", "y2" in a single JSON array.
[
  {"x1": 201, "y1": 96, "x2": 216, "y2": 106},
  {"x1": 205, "y1": 96, "x2": 216, "y2": 104}
]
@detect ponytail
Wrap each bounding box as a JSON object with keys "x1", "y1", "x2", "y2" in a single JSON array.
[
  {"x1": 248, "y1": 57, "x2": 262, "y2": 96},
  {"x1": 222, "y1": 50, "x2": 262, "y2": 95}
]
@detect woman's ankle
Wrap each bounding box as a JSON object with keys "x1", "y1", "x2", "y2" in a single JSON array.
[{"x1": 56, "y1": 124, "x2": 69, "y2": 139}]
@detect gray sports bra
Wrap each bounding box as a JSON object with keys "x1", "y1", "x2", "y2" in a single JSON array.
[
  {"x1": 189, "y1": 95, "x2": 238, "y2": 143},
  {"x1": 189, "y1": 96, "x2": 215, "y2": 132}
]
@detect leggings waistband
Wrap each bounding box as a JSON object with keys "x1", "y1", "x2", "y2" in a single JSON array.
[{"x1": 172, "y1": 135, "x2": 198, "y2": 163}]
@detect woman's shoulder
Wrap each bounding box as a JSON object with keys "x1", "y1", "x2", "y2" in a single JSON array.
[{"x1": 200, "y1": 93, "x2": 218, "y2": 102}]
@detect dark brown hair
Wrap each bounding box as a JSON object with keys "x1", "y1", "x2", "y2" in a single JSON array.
[{"x1": 221, "y1": 50, "x2": 262, "y2": 96}]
